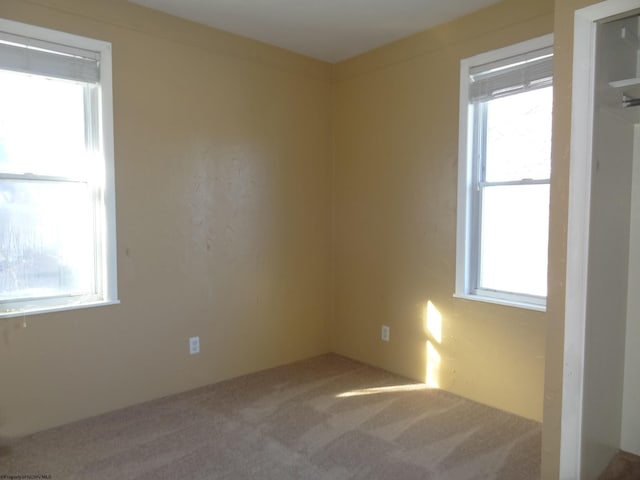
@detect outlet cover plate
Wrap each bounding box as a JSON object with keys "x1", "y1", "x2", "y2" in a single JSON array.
[
  {"x1": 381, "y1": 325, "x2": 390, "y2": 342},
  {"x1": 189, "y1": 336, "x2": 200, "y2": 354}
]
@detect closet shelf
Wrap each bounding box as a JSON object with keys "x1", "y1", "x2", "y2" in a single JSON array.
[
  {"x1": 606, "y1": 78, "x2": 640, "y2": 123},
  {"x1": 609, "y1": 77, "x2": 640, "y2": 89}
]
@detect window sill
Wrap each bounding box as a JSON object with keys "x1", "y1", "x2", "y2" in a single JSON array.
[
  {"x1": 453, "y1": 292, "x2": 546, "y2": 312},
  {"x1": 0, "y1": 299, "x2": 120, "y2": 319}
]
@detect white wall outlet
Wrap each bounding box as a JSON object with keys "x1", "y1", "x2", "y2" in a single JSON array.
[
  {"x1": 381, "y1": 325, "x2": 390, "y2": 342},
  {"x1": 189, "y1": 336, "x2": 200, "y2": 354}
]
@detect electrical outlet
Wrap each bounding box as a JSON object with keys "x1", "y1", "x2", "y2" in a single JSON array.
[
  {"x1": 381, "y1": 325, "x2": 390, "y2": 342},
  {"x1": 189, "y1": 336, "x2": 200, "y2": 354}
]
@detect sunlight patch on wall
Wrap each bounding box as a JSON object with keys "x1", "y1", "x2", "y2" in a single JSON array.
[
  {"x1": 424, "y1": 300, "x2": 443, "y2": 388},
  {"x1": 426, "y1": 341, "x2": 441, "y2": 388},
  {"x1": 425, "y1": 300, "x2": 442, "y2": 344}
]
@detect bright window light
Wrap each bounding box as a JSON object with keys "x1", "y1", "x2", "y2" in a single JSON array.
[
  {"x1": 0, "y1": 19, "x2": 117, "y2": 317},
  {"x1": 455, "y1": 35, "x2": 553, "y2": 311}
]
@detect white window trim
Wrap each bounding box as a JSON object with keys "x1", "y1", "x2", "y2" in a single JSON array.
[
  {"x1": 454, "y1": 34, "x2": 553, "y2": 312},
  {"x1": 0, "y1": 19, "x2": 118, "y2": 318}
]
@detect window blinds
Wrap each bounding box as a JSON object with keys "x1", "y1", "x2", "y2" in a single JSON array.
[
  {"x1": 0, "y1": 31, "x2": 100, "y2": 83},
  {"x1": 469, "y1": 46, "x2": 553, "y2": 102}
]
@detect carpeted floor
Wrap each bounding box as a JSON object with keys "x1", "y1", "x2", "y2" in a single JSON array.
[
  {"x1": 1, "y1": 354, "x2": 541, "y2": 479},
  {"x1": 599, "y1": 450, "x2": 640, "y2": 480}
]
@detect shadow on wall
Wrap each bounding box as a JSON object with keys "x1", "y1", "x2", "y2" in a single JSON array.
[
  {"x1": 0, "y1": 419, "x2": 11, "y2": 458},
  {"x1": 0, "y1": 443, "x2": 11, "y2": 458}
]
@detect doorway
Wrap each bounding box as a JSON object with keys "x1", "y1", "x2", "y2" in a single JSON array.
[{"x1": 563, "y1": 1, "x2": 640, "y2": 478}]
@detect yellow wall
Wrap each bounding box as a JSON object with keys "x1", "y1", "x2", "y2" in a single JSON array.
[
  {"x1": 331, "y1": 0, "x2": 553, "y2": 421},
  {"x1": 0, "y1": 0, "x2": 333, "y2": 437},
  {"x1": 0, "y1": 0, "x2": 559, "y2": 439}
]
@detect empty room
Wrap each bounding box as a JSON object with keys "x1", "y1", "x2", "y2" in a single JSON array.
[{"x1": 1, "y1": 0, "x2": 639, "y2": 478}]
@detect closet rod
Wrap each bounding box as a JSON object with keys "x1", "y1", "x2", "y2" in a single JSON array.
[{"x1": 623, "y1": 94, "x2": 640, "y2": 108}]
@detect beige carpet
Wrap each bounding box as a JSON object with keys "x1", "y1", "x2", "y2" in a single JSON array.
[
  {"x1": 599, "y1": 451, "x2": 640, "y2": 480},
  {"x1": 1, "y1": 354, "x2": 541, "y2": 479}
]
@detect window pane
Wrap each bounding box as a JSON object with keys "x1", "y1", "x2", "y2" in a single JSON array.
[
  {"x1": 0, "y1": 70, "x2": 89, "y2": 177},
  {"x1": 484, "y1": 87, "x2": 552, "y2": 182},
  {"x1": 0, "y1": 180, "x2": 96, "y2": 301},
  {"x1": 479, "y1": 184, "x2": 549, "y2": 297}
]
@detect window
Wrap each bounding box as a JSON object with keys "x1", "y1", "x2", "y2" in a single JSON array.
[
  {"x1": 455, "y1": 35, "x2": 553, "y2": 311},
  {"x1": 0, "y1": 19, "x2": 117, "y2": 317}
]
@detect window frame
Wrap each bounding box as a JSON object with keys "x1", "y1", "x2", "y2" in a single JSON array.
[
  {"x1": 0, "y1": 18, "x2": 118, "y2": 318},
  {"x1": 455, "y1": 34, "x2": 553, "y2": 312}
]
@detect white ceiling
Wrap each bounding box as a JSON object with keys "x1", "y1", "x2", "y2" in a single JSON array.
[{"x1": 128, "y1": 0, "x2": 501, "y2": 63}]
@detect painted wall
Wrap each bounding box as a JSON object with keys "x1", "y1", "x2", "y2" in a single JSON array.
[
  {"x1": 580, "y1": 17, "x2": 635, "y2": 471},
  {"x1": 623, "y1": 125, "x2": 640, "y2": 455},
  {"x1": 619, "y1": 12, "x2": 640, "y2": 457},
  {"x1": 331, "y1": 0, "x2": 553, "y2": 422},
  {"x1": 0, "y1": 0, "x2": 333, "y2": 437}
]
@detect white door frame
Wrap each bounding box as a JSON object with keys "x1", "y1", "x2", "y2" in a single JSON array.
[{"x1": 561, "y1": 1, "x2": 640, "y2": 478}]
